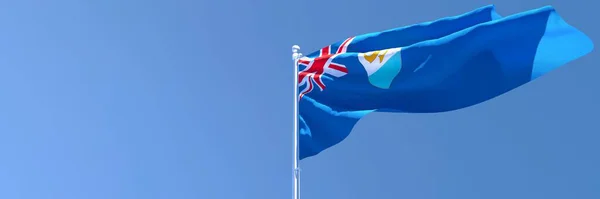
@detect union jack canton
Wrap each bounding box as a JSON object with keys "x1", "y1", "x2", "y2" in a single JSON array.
[{"x1": 297, "y1": 37, "x2": 355, "y2": 100}]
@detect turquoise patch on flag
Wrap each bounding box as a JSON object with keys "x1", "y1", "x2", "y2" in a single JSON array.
[{"x1": 368, "y1": 52, "x2": 402, "y2": 89}]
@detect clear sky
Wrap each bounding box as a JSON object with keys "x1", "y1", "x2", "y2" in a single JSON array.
[{"x1": 0, "y1": 0, "x2": 597, "y2": 199}]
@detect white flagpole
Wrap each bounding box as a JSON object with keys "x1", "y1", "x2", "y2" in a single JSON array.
[{"x1": 292, "y1": 45, "x2": 302, "y2": 199}]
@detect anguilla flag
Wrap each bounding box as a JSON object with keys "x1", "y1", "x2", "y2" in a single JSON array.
[{"x1": 297, "y1": 5, "x2": 593, "y2": 159}]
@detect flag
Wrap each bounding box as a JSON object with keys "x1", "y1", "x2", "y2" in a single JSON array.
[{"x1": 297, "y1": 5, "x2": 593, "y2": 160}]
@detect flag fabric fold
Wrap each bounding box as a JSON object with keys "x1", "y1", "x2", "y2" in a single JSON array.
[{"x1": 298, "y1": 5, "x2": 593, "y2": 160}]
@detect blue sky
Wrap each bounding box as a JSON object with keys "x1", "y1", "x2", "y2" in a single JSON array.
[{"x1": 0, "y1": 0, "x2": 598, "y2": 198}]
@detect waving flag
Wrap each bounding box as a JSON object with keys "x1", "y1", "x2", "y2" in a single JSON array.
[{"x1": 297, "y1": 5, "x2": 593, "y2": 159}]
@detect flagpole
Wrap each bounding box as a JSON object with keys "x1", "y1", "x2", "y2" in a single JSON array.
[{"x1": 292, "y1": 45, "x2": 302, "y2": 199}]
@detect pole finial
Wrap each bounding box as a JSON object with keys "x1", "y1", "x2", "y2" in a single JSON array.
[{"x1": 292, "y1": 45, "x2": 302, "y2": 61}]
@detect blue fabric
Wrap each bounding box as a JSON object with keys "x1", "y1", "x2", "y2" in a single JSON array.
[{"x1": 298, "y1": 5, "x2": 594, "y2": 160}]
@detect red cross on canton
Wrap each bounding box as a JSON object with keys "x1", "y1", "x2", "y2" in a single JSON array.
[{"x1": 297, "y1": 37, "x2": 355, "y2": 100}]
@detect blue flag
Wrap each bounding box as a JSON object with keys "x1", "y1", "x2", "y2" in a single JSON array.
[{"x1": 297, "y1": 5, "x2": 593, "y2": 160}]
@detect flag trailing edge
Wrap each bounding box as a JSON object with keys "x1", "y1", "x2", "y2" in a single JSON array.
[{"x1": 297, "y1": 5, "x2": 594, "y2": 160}]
